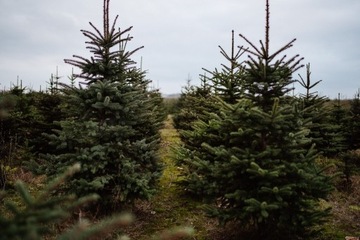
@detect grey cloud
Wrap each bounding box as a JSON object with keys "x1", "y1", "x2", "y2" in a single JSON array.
[{"x1": 0, "y1": 0, "x2": 359, "y2": 97}]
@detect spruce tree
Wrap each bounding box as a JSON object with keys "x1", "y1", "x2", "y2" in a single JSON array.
[
  {"x1": 202, "y1": 30, "x2": 246, "y2": 104},
  {"x1": 174, "y1": 30, "x2": 245, "y2": 142},
  {"x1": 31, "y1": 0, "x2": 163, "y2": 209},
  {"x1": 0, "y1": 90, "x2": 63, "y2": 190},
  {"x1": 173, "y1": 77, "x2": 215, "y2": 133},
  {"x1": 0, "y1": 164, "x2": 134, "y2": 240},
  {"x1": 240, "y1": 2, "x2": 303, "y2": 111},
  {"x1": 338, "y1": 150, "x2": 360, "y2": 190},
  {"x1": 297, "y1": 63, "x2": 340, "y2": 157},
  {"x1": 347, "y1": 90, "x2": 360, "y2": 150},
  {"x1": 336, "y1": 90, "x2": 360, "y2": 190},
  {"x1": 176, "y1": 1, "x2": 333, "y2": 239},
  {"x1": 329, "y1": 93, "x2": 348, "y2": 154}
]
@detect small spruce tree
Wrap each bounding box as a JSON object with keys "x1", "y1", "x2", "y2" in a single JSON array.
[
  {"x1": 297, "y1": 63, "x2": 341, "y2": 157},
  {"x1": 346, "y1": 90, "x2": 360, "y2": 150},
  {"x1": 173, "y1": 77, "x2": 215, "y2": 133},
  {"x1": 329, "y1": 93, "x2": 348, "y2": 154},
  {"x1": 0, "y1": 164, "x2": 133, "y2": 240},
  {"x1": 203, "y1": 30, "x2": 246, "y2": 104}
]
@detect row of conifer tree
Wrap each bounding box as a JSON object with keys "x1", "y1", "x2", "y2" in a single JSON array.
[{"x1": 1, "y1": 0, "x2": 360, "y2": 239}]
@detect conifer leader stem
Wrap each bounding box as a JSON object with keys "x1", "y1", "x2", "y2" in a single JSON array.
[
  {"x1": 265, "y1": 0, "x2": 270, "y2": 54},
  {"x1": 104, "y1": 0, "x2": 110, "y2": 39}
]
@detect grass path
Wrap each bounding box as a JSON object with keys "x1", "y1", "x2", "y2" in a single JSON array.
[{"x1": 126, "y1": 115, "x2": 217, "y2": 239}]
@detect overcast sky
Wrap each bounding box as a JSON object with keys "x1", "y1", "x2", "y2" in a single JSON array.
[{"x1": 0, "y1": 0, "x2": 359, "y2": 98}]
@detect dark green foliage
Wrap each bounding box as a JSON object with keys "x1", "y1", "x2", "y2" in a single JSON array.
[
  {"x1": 175, "y1": 30, "x2": 246, "y2": 159},
  {"x1": 174, "y1": 30, "x2": 245, "y2": 134},
  {"x1": 240, "y1": 22, "x2": 303, "y2": 111},
  {"x1": 297, "y1": 64, "x2": 342, "y2": 157},
  {"x1": 346, "y1": 90, "x2": 360, "y2": 150},
  {"x1": 203, "y1": 30, "x2": 245, "y2": 104},
  {"x1": 0, "y1": 91, "x2": 17, "y2": 120},
  {"x1": 176, "y1": 3, "x2": 333, "y2": 239},
  {"x1": 0, "y1": 92, "x2": 18, "y2": 190},
  {"x1": 0, "y1": 165, "x2": 108, "y2": 240},
  {"x1": 64, "y1": 0, "x2": 142, "y2": 85},
  {"x1": 0, "y1": 89, "x2": 64, "y2": 190},
  {"x1": 162, "y1": 97, "x2": 179, "y2": 115},
  {"x1": 0, "y1": 163, "x2": 194, "y2": 240},
  {"x1": 37, "y1": 83, "x2": 163, "y2": 204},
  {"x1": 30, "y1": 0, "x2": 163, "y2": 209},
  {"x1": 178, "y1": 98, "x2": 332, "y2": 239},
  {"x1": 329, "y1": 94, "x2": 348, "y2": 154},
  {"x1": 338, "y1": 150, "x2": 360, "y2": 190},
  {"x1": 0, "y1": 164, "x2": 92, "y2": 239},
  {"x1": 173, "y1": 79, "x2": 216, "y2": 133},
  {"x1": 24, "y1": 92, "x2": 65, "y2": 155},
  {"x1": 0, "y1": 90, "x2": 64, "y2": 156},
  {"x1": 0, "y1": 164, "x2": 134, "y2": 240}
]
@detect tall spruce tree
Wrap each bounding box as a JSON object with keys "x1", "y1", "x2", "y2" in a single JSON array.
[
  {"x1": 176, "y1": 1, "x2": 333, "y2": 239},
  {"x1": 31, "y1": 0, "x2": 163, "y2": 209}
]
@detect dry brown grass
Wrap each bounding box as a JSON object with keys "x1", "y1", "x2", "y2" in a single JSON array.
[{"x1": 328, "y1": 175, "x2": 360, "y2": 235}]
